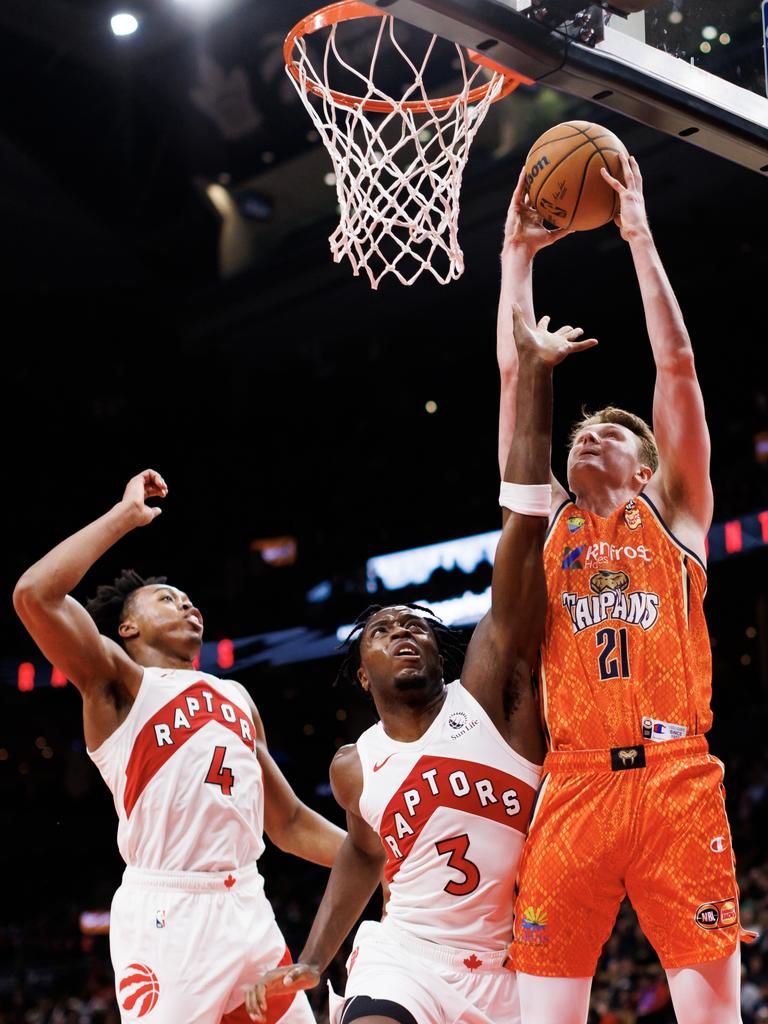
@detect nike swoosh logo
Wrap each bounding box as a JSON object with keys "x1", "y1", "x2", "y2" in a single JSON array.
[{"x1": 373, "y1": 753, "x2": 396, "y2": 772}]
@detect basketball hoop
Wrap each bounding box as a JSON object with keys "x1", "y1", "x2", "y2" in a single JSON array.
[{"x1": 284, "y1": 1, "x2": 532, "y2": 288}]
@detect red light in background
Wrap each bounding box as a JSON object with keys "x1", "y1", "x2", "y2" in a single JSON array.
[
  {"x1": 724, "y1": 520, "x2": 742, "y2": 554},
  {"x1": 759, "y1": 510, "x2": 768, "y2": 544},
  {"x1": 51, "y1": 667, "x2": 67, "y2": 688},
  {"x1": 18, "y1": 663, "x2": 35, "y2": 692},
  {"x1": 217, "y1": 639, "x2": 234, "y2": 670},
  {"x1": 192, "y1": 654, "x2": 200, "y2": 670}
]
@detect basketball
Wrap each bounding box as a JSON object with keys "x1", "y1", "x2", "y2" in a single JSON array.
[{"x1": 524, "y1": 121, "x2": 629, "y2": 231}]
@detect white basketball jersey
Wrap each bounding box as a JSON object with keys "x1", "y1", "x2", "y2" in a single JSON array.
[
  {"x1": 88, "y1": 667, "x2": 264, "y2": 872},
  {"x1": 357, "y1": 681, "x2": 541, "y2": 951}
]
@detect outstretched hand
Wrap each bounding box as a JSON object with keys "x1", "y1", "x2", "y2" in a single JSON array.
[
  {"x1": 512, "y1": 304, "x2": 597, "y2": 366},
  {"x1": 244, "y1": 963, "x2": 321, "y2": 1023},
  {"x1": 120, "y1": 469, "x2": 168, "y2": 527},
  {"x1": 504, "y1": 166, "x2": 574, "y2": 255},
  {"x1": 600, "y1": 152, "x2": 649, "y2": 242}
]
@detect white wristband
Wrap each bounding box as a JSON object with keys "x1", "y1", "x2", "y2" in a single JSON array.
[{"x1": 499, "y1": 481, "x2": 552, "y2": 517}]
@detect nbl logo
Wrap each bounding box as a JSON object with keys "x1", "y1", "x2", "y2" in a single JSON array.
[{"x1": 118, "y1": 963, "x2": 160, "y2": 1018}]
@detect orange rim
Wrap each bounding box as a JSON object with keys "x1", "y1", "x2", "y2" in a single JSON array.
[{"x1": 283, "y1": 0, "x2": 533, "y2": 113}]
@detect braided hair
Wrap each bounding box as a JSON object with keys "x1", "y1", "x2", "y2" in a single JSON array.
[
  {"x1": 335, "y1": 603, "x2": 467, "y2": 689},
  {"x1": 86, "y1": 569, "x2": 168, "y2": 643}
]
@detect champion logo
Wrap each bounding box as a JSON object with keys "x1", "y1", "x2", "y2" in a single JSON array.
[
  {"x1": 118, "y1": 963, "x2": 160, "y2": 1018},
  {"x1": 373, "y1": 753, "x2": 396, "y2": 772},
  {"x1": 224, "y1": 874, "x2": 236, "y2": 889},
  {"x1": 710, "y1": 836, "x2": 728, "y2": 854}
]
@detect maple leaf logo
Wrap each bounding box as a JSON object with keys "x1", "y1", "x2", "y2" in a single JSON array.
[
  {"x1": 463, "y1": 953, "x2": 483, "y2": 971},
  {"x1": 224, "y1": 874, "x2": 236, "y2": 889}
]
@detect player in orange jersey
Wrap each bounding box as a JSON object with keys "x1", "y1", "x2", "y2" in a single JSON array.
[{"x1": 497, "y1": 153, "x2": 747, "y2": 1023}]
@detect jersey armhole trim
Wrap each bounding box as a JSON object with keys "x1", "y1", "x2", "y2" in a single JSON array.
[
  {"x1": 459, "y1": 683, "x2": 544, "y2": 778},
  {"x1": 544, "y1": 499, "x2": 572, "y2": 545},
  {"x1": 637, "y1": 493, "x2": 707, "y2": 574}
]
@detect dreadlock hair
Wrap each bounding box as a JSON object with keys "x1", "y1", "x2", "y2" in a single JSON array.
[
  {"x1": 86, "y1": 569, "x2": 168, "y2": 644},
  {"x1": 335, "y1": 603, "x2": 467, "y2": 690}
]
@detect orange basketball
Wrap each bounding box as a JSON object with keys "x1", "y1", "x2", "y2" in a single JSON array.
[{"x1": 524, "y1": 121, "x2": 628, "y2": 231}]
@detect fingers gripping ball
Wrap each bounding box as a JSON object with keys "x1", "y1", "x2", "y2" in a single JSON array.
[{"x1": 524, "y1": 121, "x2": 628, "y2": 231}]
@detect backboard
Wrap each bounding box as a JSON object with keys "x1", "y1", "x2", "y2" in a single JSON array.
[{"x1": 365, "y1": 0, "x2": 768, "y2": 173}]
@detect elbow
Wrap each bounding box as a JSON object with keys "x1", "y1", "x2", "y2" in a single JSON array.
[
  {"x1": 13, "y1": 574, "x2": 39, "y2": 617},
  {"x1": 657, "y1": 345, "x2": 696, "y2": 377}
]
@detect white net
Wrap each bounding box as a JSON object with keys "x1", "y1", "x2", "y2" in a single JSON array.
[{"x1": 285, "y1": 5, "x2": 517, "y2": 289}]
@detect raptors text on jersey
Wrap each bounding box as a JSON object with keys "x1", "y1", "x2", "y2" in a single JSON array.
[
  {"x1": 356, "y1": 682, "x2": 541, "y2": 950},
  {"x1": 88, "y1": 667, "x2": 264, "y2": 872}
]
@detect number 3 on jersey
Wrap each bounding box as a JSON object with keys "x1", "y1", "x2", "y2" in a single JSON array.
[
  {"x1": 205, "y1": 745, "x2": 235, "y2": 795},
  {"x1": 435, "y1": 833, "x2": 480, "y2": 895}
]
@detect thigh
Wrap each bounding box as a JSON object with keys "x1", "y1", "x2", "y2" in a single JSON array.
[
  {"x1": 666, "y1": 948, "x2": 742, "y2": 1024},
  {"x1": 517, "y1": 974, "x2": 592, "y2": 1024},
  {"x1": 627, "y1": 756, "x2": 740, "y2": 970},
  {"x1": 110, "y1": 883, "x2": 231, "y2": 1024},
  {"x1": 511, "y1": 772, "x2": 626, "y2": 978}
]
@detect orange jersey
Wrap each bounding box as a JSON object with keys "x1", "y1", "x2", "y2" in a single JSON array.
[{"x1": 540, "y1": 494, "x2": 711, "y2": 750}]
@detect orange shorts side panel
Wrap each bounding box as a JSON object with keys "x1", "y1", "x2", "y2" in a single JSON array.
[{"x1": 511, "y1": 751, "x2": 740, "y2": 976}]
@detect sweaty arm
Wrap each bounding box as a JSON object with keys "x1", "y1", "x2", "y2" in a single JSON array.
[
  {"x1": 233, "y1": 686, "x2": 346, "y2": 868},
  {"x1": 12, "y1": 471, "x2": 165, "y2": 747},
  {"x1": 602, "y1": 155, "x2": 712, "y2": 548},
  {"x1": 464, "y1": 308, "x2": 597, "y2": 756},
  {"x1": 244, "y1": 745, "x2": 385, "y2": 1023}
]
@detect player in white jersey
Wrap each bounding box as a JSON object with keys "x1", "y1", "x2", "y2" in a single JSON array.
[
  {"x1": 13, "y1": 471, "x2": 345, "y2": 1024},
  {"x1": 245, "y1": 311, "x2": 597, "y2": 1024}
]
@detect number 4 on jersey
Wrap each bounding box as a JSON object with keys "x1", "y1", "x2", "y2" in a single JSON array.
[{"x1": 205, "y1": 746, "x2": 235, "y2": 795}]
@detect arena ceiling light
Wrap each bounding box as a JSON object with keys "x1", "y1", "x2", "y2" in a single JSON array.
[{"x1": 110, "y1": 12, "x2": 139, "y2": 35}]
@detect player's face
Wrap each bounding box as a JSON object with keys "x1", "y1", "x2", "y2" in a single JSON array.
[
  {"x1": 120, "y1": 585, "x2": 204, "y2": 652},
  {"x1": 357, "y1": 607, "x2": 444, "y2": 703},
  {"x1": 567, "y1": 422, "x2": 650, "y2": 494}
]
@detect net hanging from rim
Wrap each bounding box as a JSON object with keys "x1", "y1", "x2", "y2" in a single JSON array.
[{"x1": 284, "y1": 1, "x2": 531, "y2": 288}]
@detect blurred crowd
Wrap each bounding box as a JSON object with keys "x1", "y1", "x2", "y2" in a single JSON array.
[{"x1": 2, "y1": 752, "x2": 767, "y2": 1024}]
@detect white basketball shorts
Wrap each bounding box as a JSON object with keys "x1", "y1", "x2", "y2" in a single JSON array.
[
  {"x1": 110, "y1": 862, "x2": 314, "y2": 1024},
  {"x1": 329, "y1": 919, "x2": 520, "y2": 1024}
]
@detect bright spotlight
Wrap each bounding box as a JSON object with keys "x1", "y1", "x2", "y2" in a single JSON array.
[
  {"x1": 701, "y1": 25, "x2": 718, "y2": 40},
  {"x1": 111, "y1": 12, "x2": 139, "y2": 35}
]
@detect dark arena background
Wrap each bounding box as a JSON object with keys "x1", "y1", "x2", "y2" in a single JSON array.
[{"x1": 2, "y1": 0, "x2": 768, "y2": 1021}]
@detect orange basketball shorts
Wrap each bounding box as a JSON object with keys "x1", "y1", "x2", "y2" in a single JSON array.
[{"x1": 510, "y1": 736, "x2": 741, "y2": 976}]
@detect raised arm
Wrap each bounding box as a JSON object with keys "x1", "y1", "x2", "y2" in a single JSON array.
[
  {"x1": 463, "y1": 308, "x2": 596, "y2": 754},
  {"x1": 232, "y1": 687, "x2": 346, "y2": 869},
  {"x1": 13, "y1": 471, "x2": 165, "y2": 742},
  {"x1": 498, "y1": 167, "x2": 573, "y2": 490},
  {"x1": 601, "y1": 154, "x2": 713, "y2": 547},
  {"x1": 244, "y1": 745, "x2": 385, "y2": 1023}
]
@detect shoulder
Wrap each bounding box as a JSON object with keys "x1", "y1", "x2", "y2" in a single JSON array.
[{"x1": 330, "y1": 744, "x2": 363, "y2": 811}]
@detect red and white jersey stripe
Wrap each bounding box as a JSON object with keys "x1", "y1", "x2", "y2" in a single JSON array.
[
  {"x1": 88, "y1": 667, "x2": 264, "y2": 872},
  {"x1": 357, "y1": 681, "x2": 541, "y2": 951}
]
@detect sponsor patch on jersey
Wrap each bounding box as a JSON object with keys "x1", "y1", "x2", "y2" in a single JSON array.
[
  {"x1": 567, "y1": 515, "x2": 586, "y2": 533},
  {"x1": 695, "y1": 898, "x2": 738, "y2": 931},
  {"x1": 561, "y1": 545, "x2": 585, "y2": 570},
  {"x1": 517, "y1": 906, "x2": 549, "y2": 945},
  {"x1": 641, "y1": 717, "x2": 687, "y2": 743},
  {"x1": 448, "y1": 711, "x2": 479, "y2": 739},
  {"x1": 624, "y1": 499, "x2": 642, "y2": 531},
  {"x1": 584, "y1": 540, "x2": 652, "y2": 570}
]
